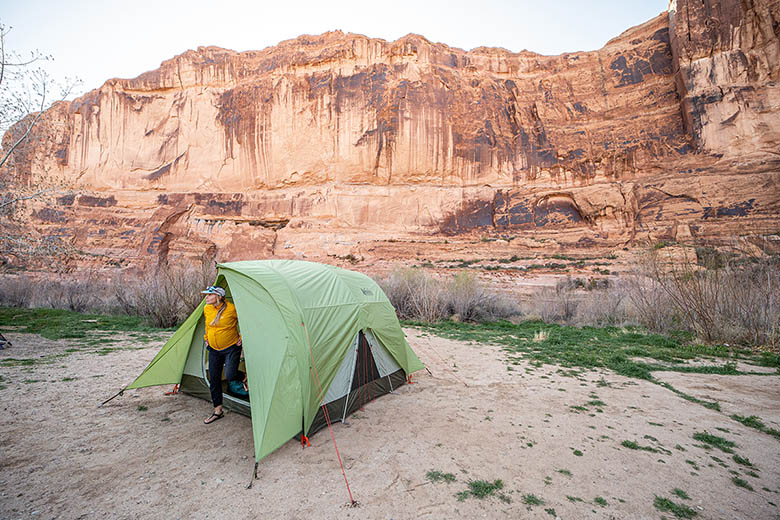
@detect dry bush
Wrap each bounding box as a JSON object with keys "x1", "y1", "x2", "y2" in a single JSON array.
[
  {"x1": 36, "y1": 271, "x2": 111, "y2": 313},
  {"x1": 644, "y1": 247, "x2": 780, "y2": 347},
  {"x1": 574, "y1": 279, "x2": 631, "y2": 327},
  {"x1": 611, "y1": 244, "x2": 779, "y2": 347},
  {"x1": 376, "y1": 267, "x2": 447, "y2": 322},
  {"x1": 114, "y1": 259, "x2": 216, "y2": 327},
  {"x1": 376, "y1": 267, "x2": 518, "y2": 323},
  {"x1": 0, "y1": 274, "x2": 33, "y2": 307},
  {"x1": 622, "y1": 272, "x2": 682, "y2": 334},
  {"x1": 526, "y1": 274, "x2": 668, "y2": 328},
  {"x1": 444, "y1": 271, "x2": 519, "y2": 322},
  {"x1": 532, "y1": 278, "x2": 580, "y2": 323},
  {"x1": 528, "y1": 245, "x2": 779, "y2": 347}
]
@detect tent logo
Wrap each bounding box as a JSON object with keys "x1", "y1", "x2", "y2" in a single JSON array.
[{"x1": 361, "y1": 288, "x2": 373, "y2": 296}]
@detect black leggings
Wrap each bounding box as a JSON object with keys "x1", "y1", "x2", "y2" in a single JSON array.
[{"x1": 207, "y1": 344, "x2": 241, "y2": 407}]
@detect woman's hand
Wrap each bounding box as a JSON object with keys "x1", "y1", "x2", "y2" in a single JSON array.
[{"x1": 237, "y1": 337, "x2": 242, "y2": 346}]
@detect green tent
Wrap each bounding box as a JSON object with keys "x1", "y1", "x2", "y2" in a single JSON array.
[{"x1": 127, "y1": 259, "x2": 424, "y2": 462}]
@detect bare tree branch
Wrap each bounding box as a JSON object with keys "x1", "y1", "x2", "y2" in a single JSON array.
[{"x1": 0, "y1": 188, "x2": 56, "y2": 210}]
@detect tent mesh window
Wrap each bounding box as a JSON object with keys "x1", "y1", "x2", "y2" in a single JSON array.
[
  {"x1": 309, "y1": 331, "x2": 405, "y2": 435},
  {"x1": 352, "y1": 331, "x2": 381, "y2": 390}
]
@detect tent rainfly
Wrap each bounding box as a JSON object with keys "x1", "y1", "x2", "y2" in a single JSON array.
[{"x1": 122, "y1": 259, "x2": 424, "y2": 462}]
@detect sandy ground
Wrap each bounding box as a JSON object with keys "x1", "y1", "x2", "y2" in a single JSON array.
[{"x1": 1, "y1": 328, "x2": 779, "y2": 520}]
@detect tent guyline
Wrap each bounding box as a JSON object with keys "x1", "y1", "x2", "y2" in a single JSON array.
[
  {"x1": 303, "y1": 320, "x2": 356, "y2": 506},
  {"x1": 108, "y1": 259, "x2": 424, "y2": 491}
]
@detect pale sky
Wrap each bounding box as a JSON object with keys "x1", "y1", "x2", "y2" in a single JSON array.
[{"x1": 3, "y1": 0, "x2": 668, "y2": 98}]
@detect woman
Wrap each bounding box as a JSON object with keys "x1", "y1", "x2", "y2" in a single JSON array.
[{"x1": 201, "y1": 285, "x2": 242, "y2": 424}]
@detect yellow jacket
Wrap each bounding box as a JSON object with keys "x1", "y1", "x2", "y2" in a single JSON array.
[{"x1": 203, "y1": 300, "x2": 240, "y2": 350}]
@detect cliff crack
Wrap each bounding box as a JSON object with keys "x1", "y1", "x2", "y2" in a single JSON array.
[{"x1": 647, "y1": 186, "x2": 702, "y2": 206}]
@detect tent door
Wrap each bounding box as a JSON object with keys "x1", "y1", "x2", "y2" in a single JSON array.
[
  {"x1": 320, "y1": 329, "x2": 390, "y2": 424},
  {"x1": 307, "y1": 329, "x2": 407, "y2": 436},
  {"x1": 363, "y1": 329, "x2": 402, "y2": 392}
]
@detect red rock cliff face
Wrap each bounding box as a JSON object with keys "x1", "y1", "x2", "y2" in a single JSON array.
[
  {"x1": 670, "y1": 0, "x2": 780, "y2": 155},
  {"x1": 3, "y1": 1, "x2": 779, "y2": 269}
]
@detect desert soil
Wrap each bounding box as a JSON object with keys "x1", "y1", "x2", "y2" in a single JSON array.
[{"x1": 1, "y1": 328, "x2": 779, "y2": 520}]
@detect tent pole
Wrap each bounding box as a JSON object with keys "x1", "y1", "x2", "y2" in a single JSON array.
[
  {"x1": 342, "y1": 333, "x2": 359, "y2": 423},
  {"x1": 97, "y1": 387, "x2": 126, "y2": 407}
]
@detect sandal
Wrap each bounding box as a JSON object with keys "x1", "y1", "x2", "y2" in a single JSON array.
[{"x1": 204, "y1": 411, "x2": 224, "y2": 424}]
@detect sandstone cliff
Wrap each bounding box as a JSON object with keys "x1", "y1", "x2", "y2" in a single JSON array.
[{"x1": 2, "y1": 0, "x2": 779, "y2": 271}]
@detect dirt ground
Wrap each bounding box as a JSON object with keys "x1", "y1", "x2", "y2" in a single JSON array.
[{"x1": 1, "y1": 328, "x2": 779, "y2": 520}]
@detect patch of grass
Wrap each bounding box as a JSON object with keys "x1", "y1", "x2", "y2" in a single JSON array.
[
  {"x1": 137, "y1": 405, "x2": 148, "y2": 412},
  {"x1": 556, "y1": 468, "x2": 572, "y2": 477},
  {"x1": 684, "y1": 460, "x2": 699, "y2": 470},
  {"x1": 744, "y1": 470, "x2": 760, "y2": 478},
  {"x1": 566, "y1": 495, "x2": 584, "y2": 502},
  {"x1": 647, "y1": 363, "x2": 741, "y2": 375},
  {"x1": 544, "y1": 507, "x2": 557, "y2": 517},
  {"x1": 621, "y1": 440, "x2": 659, "y2": 453},
  {"x1": 755, "y1": 351, "x2": 780, "y2": 368},
  {"x1": 0, "y1": 307, "x2": 166, "y2": 340},
  {"x1": 61, "y1": 377, "x2": 77, "y2": 382},
  {"x1": 22, "y1": 379, "x2": 43, "y2": 384},
  {"x1": 522, "y1": 494, "x2": 544, "y2": 506},
  {"x1": 407, "y1": 319, "x2": 760, "y2": 414},
  {"x1": 654, "y1": 496, "x2": 698, "y2": 518},
  {"x1": 456, "y1": 479, "x2": 509, "y2": 502},
  {"x1": 1, "y1": 353, "x2": 70, "y2": 367},
  {"x1": 426, "y1": 470, "x2": 456, "y2": 483},
  {"x1": 0, "y1": 358, "x2": 37, "y2": 367},
  {"x1": 711, "y1": 455, "x2": 728, "y2": 467},
  {"x1": 731, "y1": 477, "x2": 753, "y2": 491},
  {"x1": 692, "y1": 432, "x2": 736, "y2": 453},
  {"x1": 649, "y1": 422, "x2": 664, "y2": 426},
  {"x1": 572, "y1": 449, "x2": 583, "y2": 457},
  {"x1": 730, "y1": 414, "x2": 780, "y2": 441},
  {"x1": 732, "y1": 454, "x2": 754, "y2": 467},
  {"x1": 672, "y1": 488, "x2": 690, "y2": 500},
  {"x1": 594, "y1": 496, "x2": 607, "y2": 506},
  {"x1": 657, "y1": 382, "x2": 721, "y2": 411}
]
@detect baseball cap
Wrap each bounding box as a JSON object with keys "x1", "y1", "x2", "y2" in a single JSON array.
[{"x1": 201, "y1": 286, "x2": 226, "y2": 297}]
